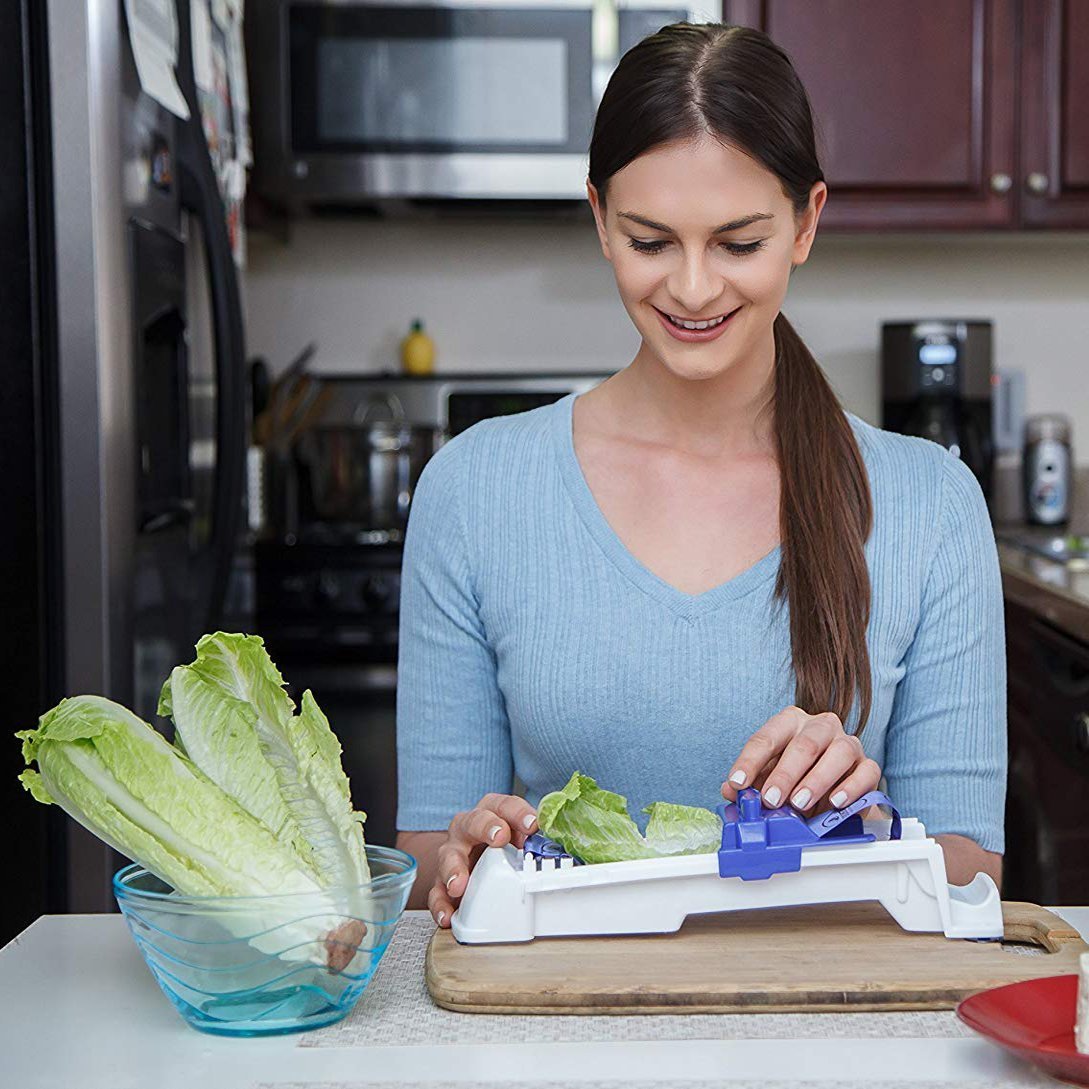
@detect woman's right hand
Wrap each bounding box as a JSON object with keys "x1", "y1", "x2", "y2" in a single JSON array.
[{"x1": 429, "y1": 793, "x2": 538, "y2": 928}]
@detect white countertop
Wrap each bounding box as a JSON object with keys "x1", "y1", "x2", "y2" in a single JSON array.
[{"x1": 3, "y1": 907, "x2": 1086, "y2": 1089}]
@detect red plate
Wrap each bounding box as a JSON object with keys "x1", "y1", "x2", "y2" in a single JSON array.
[{"x1": 957, "y1": 974, "x2": 1089, "y2": 1086}]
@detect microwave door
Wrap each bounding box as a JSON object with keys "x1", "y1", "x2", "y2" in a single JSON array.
[{"x1": 253, "y1": 0, "x2": 598, "y2": 201}]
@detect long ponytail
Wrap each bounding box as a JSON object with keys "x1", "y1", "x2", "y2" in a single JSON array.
[{"x1": 774, "y1": 313, "x2": 873, "y2": 732}]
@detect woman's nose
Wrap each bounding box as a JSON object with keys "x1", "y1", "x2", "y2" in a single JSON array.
[{"x1": 667, "y1": 253, "x2": 726, "y2": 316}]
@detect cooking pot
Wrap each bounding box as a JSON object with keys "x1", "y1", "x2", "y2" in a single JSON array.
[{"x1": 295, "y1": 393, "x2": 440, "y2": 529}]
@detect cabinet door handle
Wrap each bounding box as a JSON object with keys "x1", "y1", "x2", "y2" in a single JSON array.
[
  {"x1": 1026, "y1": 172, "x2": 1050, "y2": 194},
  {"x1": 1075, "y1": 712, "x2": 1089, "y2": 753},
  {"x1": 990, "y1": 172, "x2": 1012, "y2": 193}
]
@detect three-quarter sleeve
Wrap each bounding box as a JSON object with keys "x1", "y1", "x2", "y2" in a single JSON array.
[
  {"x1": 395, "y1": 439, "x2": 514, "y2": 831},
  {"x1": 882, "y1": 451, "x2": 1007, "y2": 853}
]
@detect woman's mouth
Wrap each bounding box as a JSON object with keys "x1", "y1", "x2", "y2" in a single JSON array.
[{"x1": 654, "y1": 305, "x2": 741, "y2": 343}]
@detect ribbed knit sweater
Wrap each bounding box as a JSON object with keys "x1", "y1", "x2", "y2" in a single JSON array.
[{"x1": 395, "y1": 392, "x2": 1007, "y2": 853}]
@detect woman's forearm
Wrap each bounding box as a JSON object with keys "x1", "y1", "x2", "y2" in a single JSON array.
[{"x1": 934, "y1": 833, "x2": 1002, "y2": 888}]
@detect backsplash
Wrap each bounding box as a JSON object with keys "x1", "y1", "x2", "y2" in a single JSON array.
[{"x1": 244, "y1": 217, "x2": 1089, "y2": 461}]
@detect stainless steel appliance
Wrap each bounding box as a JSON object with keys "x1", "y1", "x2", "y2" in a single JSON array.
[
  {"x1": 1024, "y1": 414, "x2": 1073, "y2": 527},
  {"x1": 1, "y1": 0, "x2": 249, "y2": 934},
  {"x1": 295, "y1": 393, "x2": 440, "y2": 529},
  {"x1": 256, "y1": 372, "x2": 610, "y2": 845},
  {"x1": 246, "y1": 0, "x2": 710, "y2": 208},
  {"x1": 881, "y1": 320, "x2": 994, "y2": 501}
]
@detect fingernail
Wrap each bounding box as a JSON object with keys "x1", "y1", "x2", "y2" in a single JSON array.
[
  {"x1": 445, "y1": 874, "x2": 457, "y2": 891},
  {"x1": 729, "y1": 769, "x2": 747, "y2": 786},
  {"x1": 791, "y1": 787, "x2": 812, "y2": 810},
  {"x1": 523, "y1": 814, "x2": 536, "y2": 829},
  {"x1": 763, "y1": 786, "x2": 782, "y2": 808},
  {"x1": 437, "y1": 911, "x2": 446, "y2": 927},
  {"x1": 489, "y1": 825, "x2": 503, "y2": 842},
  {"x1": 831, "y1": 790, "x2": 848, "y2": 808}
]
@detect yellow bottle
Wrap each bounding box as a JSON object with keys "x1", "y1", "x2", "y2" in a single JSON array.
[{"x1": 400, "y1": 318, "x2": 436, "y2": 375}]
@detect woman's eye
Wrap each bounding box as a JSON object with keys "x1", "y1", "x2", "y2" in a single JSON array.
[{"x1": 626, "y1": 238, "x2": 766, "y2": 257}]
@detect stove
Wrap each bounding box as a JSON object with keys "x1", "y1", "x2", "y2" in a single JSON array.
[{"x1": 255, "y1": 534, "x2": 403, "y2": 666}]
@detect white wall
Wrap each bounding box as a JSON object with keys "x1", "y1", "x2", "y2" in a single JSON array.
[{"x1": 244, "y1": 217, "x2": 1089, "y2": 457}]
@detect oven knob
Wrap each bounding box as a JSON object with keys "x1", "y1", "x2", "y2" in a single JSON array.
[
  {"x1": 361, "y1": 575, "x2": 393, "y2": 610},
  {"x1": 316, "y1": 572, "x2": 343, "y2": 605}
]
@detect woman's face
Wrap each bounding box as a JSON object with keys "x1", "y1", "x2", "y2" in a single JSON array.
[{"x1": 588, "y1": 135, "x2": 826, "y2": 384}]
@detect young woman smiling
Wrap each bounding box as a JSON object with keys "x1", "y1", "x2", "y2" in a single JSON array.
[{"x1": 395, "y1": 23, "x2": 1005, "y2": 924}]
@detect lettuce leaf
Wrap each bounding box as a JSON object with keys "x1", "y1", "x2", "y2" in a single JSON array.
[
  {"x1": 537, "y1": 772, "x2": 722, "y2": 864},
  {"x1": 17, "y1": 695, "x2": 322, "y2": 898},
  {"x1": 159, "y1": 632, "x2": 369, "y2": 886}
]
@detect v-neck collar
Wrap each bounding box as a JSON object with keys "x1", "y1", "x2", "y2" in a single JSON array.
[{"x1": 551, "y1": 391, "x2": 782, "y2": 621}]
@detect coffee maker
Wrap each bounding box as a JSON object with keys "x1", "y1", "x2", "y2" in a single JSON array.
[{"x1": 881, "y1": 320, "x2": 994, "y2": 501}]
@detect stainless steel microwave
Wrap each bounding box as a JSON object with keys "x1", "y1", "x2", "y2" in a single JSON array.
[{"x1": 247, "y1": 0, "x2": 711, "y2": 207}]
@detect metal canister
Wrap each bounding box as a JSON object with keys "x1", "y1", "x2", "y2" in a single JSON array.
[
  {"x1": 1023, "y1": 414, "x2": 1073, "y2": 526},
  {"x1": 295, "y1": 393, "x2": 438, "y2": 530}
]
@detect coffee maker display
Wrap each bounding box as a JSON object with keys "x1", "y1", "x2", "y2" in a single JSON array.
[{"x1": 881, "y1": 320, "x2": 994, "y2": 501}]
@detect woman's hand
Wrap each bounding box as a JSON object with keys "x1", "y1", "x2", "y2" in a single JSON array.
[
  {"x1": 427, "y1": 793, "x2": 539, "y2": 928},
  {"x1": 722, "y1": 705, "x2": 881, "y2": 813}
]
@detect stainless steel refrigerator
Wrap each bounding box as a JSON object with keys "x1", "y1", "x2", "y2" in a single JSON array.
[{"x1": 1, "y1": 0, "x2": 248, "y2": 940}]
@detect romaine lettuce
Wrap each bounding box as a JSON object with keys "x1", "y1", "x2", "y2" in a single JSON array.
[
  {"x1": 537, "y1": 772, "x2": 722, "y2": 864},
  {"x1": 17, "y1": 635, "x2": 375, "y2": 968},
  {"x1": 159, "y1": 633, "x2": 369, "y2": 886},
  {"x1": 17, "y1": 695, "x2": 322, "y2": 898}
]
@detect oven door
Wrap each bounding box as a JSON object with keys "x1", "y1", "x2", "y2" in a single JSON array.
[{"x1": 281, "y1": 662, "x2": 401, "y2": 850}]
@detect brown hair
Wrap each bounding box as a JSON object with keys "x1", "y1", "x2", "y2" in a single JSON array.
[{"x1": 588, "y1": 23, "x2": 874, "y2": 733}]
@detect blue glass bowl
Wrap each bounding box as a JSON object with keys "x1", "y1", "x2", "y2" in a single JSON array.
[{"x1": 113, "y1": 845, "x2": 416, "y2": 1037}]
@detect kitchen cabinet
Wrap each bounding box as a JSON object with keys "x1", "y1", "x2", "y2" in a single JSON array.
[
  {"x1": 722, "y1": 0, "x2": 1089, "y2": 230},
  {"x1": 1019, "y1": 0, "x2": 1089, "y2": 225},
  {"x1": 1003, "y1": 599, "x2": 1089, "y2": 903}
]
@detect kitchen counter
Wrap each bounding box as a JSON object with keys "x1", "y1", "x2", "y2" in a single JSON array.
[
  {"x1": 2, "y1": 908, "x2": 1086, "y2": 1089},
  {"x1": 999, "y1": 533, "x2": 1089, "y2": 643}
]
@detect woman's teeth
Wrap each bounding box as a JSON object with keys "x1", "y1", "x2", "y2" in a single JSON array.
[{"x1": 665, "y1": 311, "x2": 731, "y2": 330}]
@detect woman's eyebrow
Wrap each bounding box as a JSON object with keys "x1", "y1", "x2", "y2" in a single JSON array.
[{"x1": 618, "y1": 211, "x2": 775, "y2": 233}]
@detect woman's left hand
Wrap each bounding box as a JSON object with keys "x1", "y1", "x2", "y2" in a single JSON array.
[{"x1": 722, "y1": 705, "x2": 882, "y2": 813}]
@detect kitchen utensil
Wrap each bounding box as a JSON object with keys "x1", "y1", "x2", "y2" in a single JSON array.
[
  {"x1": 256, "y1": 342, "x2": 318, "y2": 446},
  {"x1": 427, "y1": 900, "x2": 1084, "y2": 1015},
  {"x1": 282, "y1": 383, "x2": 333, "y2": 448},
  {"x1": 957, "y1": 974, "x2": 1089, "y2": 1086},
  {"x1": 452, "y1": 788, "x2": 1001, "y2": 944},
  {"x1": 295, "y1": 393, "x2": 438, "y2": 529},
  {"x1": 250, "y1": 356, "x2": 271, "y2": 418},
  {"x1": 114, "y1": 846, "x2": 416, "y2": 1036},
  {"x1": 277, "y1": 341, "x2": 317, "y2": 393}
]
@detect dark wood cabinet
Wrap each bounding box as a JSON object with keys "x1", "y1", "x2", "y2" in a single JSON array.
[
  {"x1": 1019, "y1": 0, "x2": 1089, "y2": 226},
  {"x1": 1003, "y1": 599, "x2": 1089, "y2": 903},
  {"x1": 723, "y1": 0, "x2": 1089, "y2": 230}
]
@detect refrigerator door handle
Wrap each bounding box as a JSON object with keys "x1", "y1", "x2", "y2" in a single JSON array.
[{"x1": 173, "y1": 0, "x2": 247, "y2": 633}]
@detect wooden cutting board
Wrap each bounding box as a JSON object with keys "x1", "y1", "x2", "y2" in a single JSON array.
[{"x1": 425, "y1": 901, "x2": 1086, "y2": 1014}]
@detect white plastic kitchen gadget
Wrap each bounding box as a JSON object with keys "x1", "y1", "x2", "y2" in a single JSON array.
[{"x1": 450, "y1": 788, "x2": 1004, "y2": 945}]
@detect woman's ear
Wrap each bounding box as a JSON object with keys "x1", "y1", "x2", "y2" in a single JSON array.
[
  {"x1": 586, "y1": 180, "x2": 612, "y2": 261},
  {"x1": 791, "y1": 180, "x2": 827, "y2": 268}
]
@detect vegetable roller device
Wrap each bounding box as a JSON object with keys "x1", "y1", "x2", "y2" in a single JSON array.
[{"x1": 450, "y1": 789, "x2": 1003, "y2": 944}]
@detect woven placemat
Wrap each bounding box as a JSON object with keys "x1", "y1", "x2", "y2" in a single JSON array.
[{"x1": 298, "y1": 915, "x2": 990, "y2": 1049}]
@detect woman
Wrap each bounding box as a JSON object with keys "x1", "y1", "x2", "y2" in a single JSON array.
[{"x1": 395, "y1": 22, "x2": 1005, "y2": 925}]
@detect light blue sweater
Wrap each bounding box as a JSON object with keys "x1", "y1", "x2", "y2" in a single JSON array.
[{"x1": 395, "y1": 392, "x2": 1007, "y2": 853}]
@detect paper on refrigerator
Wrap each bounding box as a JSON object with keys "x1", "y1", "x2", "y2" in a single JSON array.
[{"x1": 123, "y1": 0, "x2": 190, "y2": 120}]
